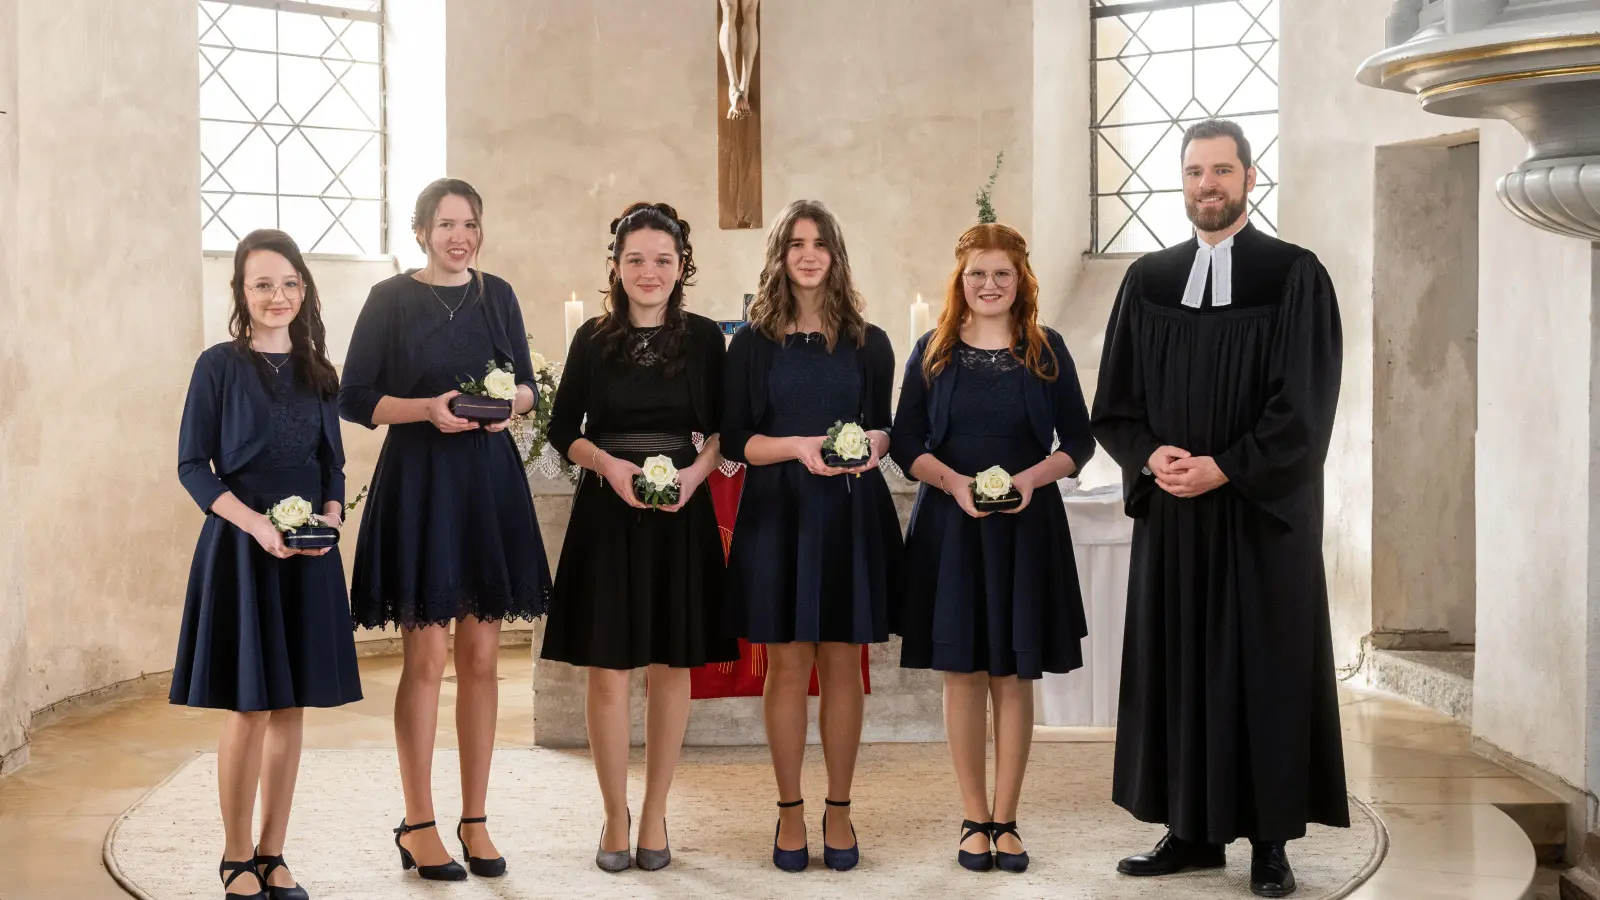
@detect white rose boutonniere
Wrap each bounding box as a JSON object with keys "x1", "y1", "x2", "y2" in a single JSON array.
[
  {"x1": 822, "y1": 421, "x2": 870, "y2": 468},
  {"x1": 633, "y1": 454, "x2": 681, "y2": 508},
  {"x1": 971, "y1": 465, "x2": 1023, "y2": 511},
  {"x1": 482, "y1": 366, "x2": 517, "y2": 401},
  {"x1": 452, "y1": 359, "x2": 517, "y2": 422},
  {"x1": 268, "y1": 495, "x2": 314, "y2": 532}
]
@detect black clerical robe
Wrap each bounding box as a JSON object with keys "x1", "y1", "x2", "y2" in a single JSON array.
[{"x1": 1091, "y1": 222, "x2": 1348, "y2": 844}]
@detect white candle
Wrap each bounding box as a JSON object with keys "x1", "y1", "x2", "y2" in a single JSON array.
[
  {"x1": 563, "y1": 293, "x2": 584, "y2": 355},
  {"x1": 909, "y1": 293, "x2": 931, "y2": 348}
]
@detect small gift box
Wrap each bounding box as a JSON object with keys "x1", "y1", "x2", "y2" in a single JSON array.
[
  {"x1": 971, "y1": 466, "x2": 1023, "y2": 512},
  {"x1": 822, "y1": 421, "x2": 871, "y2": 469},
  {"x1": 453, "y1": 359, "x2": 517, "y2": 422},
  {"x1": 448, "y1": 394, "x2": 513, "y2": 422},
  {"x1": 633, "y1": 455, "x2": 681, "y2": 509},
  {"x1": 268, "y1": 495, "x2": 341, "y2": 549}
]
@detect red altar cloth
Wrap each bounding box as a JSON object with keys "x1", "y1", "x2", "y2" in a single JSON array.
[{"x1": 688, "y1": 466, "x2": 871, "y2": 700}]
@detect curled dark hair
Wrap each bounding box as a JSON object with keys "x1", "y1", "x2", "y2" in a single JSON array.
[
  {"x1": 594, "y1": 201, "x2": 696, "y2": 376},
  {"x1": 228, "y1": 229, "x2": 339, "y2": 398}
]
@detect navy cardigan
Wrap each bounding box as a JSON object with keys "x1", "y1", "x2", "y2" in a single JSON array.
[
  {"x1": 177, "y1": 343, "x2": 346, "y2": 512},
  {"x1": 721, "y1": 323, "x2": 896, "y2": 465},
  {"x1": 338, "y1": 270, "x2": 537, "y2": 429},
  {"x1": 888, "y1": 328, "x2": 1096, "y2": 478}
]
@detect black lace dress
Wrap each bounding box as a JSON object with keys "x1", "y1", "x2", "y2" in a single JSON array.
[
  {"x1": 539, "y1": 320, "x2": 739, "y2": 669},
  {"x1": 897, "y1": 344, "x2": 1088, "y2": 679},
  {"x1": 171, "y1": 351, "x2": 363, "y2": 711},
  {"x1": 725, "y1": 331, "x2": 904, "y2": 645},
  {"x1": 346, "y1": 280, "x2": 552, "y2": 629}
]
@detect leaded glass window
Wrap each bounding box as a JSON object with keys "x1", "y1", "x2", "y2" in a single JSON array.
[
  {"x1": 1091, "y1": 0, "x2": 1279, "y2": 254},
  {"x1": 199, "y1": 0, "x2": 386, "y2": 255}
]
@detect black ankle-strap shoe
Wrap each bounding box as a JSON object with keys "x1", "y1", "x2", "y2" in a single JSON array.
[
  {"x1": 252, "y1": 849, "x2": 308, "y2": 900},
  {"x1": 991, "y1": 821, "x2": 1029, "y2": 873},
  {"x1": 219, "y1": 858, "x2": 267, "y2": 900},
  {"x1": 957, "y1": 819, "x2": 994, "y2": 872},
  {"x1": 393, "y1": 819, "x2": 467, "y2": 881},
  {"x1": 457, "y1": 816, "x2": 506, "y2": 878}
]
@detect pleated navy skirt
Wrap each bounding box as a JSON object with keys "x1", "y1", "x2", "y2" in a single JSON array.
[{"x1": 169, "y1": 466, "x2": 363, "y2": 712}]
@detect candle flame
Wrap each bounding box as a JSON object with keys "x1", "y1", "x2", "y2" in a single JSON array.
[{"x1": 570, "y1": 291, "x2": 576, "y2": 303}]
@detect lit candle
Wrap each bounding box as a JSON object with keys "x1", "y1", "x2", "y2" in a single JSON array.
[
  {"x1": 563, "y1": 292, "x2": 584, "y2": 355},
  {"x1": 909, "y1": 292, "x2": 931, "y2": 348}
]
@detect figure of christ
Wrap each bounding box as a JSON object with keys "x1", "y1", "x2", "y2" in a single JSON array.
[{"x1": 719, "y1": 0, "x2": 759, "y2": 119}]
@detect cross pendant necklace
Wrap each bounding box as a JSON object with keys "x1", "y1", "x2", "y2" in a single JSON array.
[{"x1": 426, "y1": 279, "x2": 468, "y2": 321}]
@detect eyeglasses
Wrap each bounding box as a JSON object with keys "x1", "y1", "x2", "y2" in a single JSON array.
[
  {"x1": 963, "y1": 269, "x2": 1016, "y2": 288},
  {"x1": 246, "y1": 281, "x2": 305, "y2": 302}
]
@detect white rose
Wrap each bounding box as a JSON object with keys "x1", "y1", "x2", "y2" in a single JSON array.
[
  {"x1": 973, "y1": 466, "x2": 1013, "y2": 501},
  {"x1": 269, "y1": 495, "x2": 314, "y2": 531},
  {"x1": 483, "y1": 367, "x2": 517, "y2": 401},
  {"x1": 530, "y1": 351, "x2": 549, "y2": 373},
  {"x1": 641, "y1": 455, "x2": 678, "y2": 491},
  {"x1": 832, "y1": 422, "x2": 868, "y2": 460}
]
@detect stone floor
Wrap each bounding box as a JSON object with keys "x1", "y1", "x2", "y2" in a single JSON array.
[{"x1": 0, "y1": 649, "x2": 1557, "y2": 899}]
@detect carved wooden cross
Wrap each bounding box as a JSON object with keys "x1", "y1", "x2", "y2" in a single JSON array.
[{"x1": 718, "y1": 0, "x2": 761, "y2": 229}]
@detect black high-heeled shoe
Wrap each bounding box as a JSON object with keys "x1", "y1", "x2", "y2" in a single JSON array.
[
  {"x1": 958, "y1": 819, "x2": 995, "y2": 872},
  {"x1": 772, "y1": 799, "x2": 809, "y2": 872},
  {"x1": 219, "y1": 858, "x2": 267, "y2": 899},
  {"x1": 252, "y1": 848, "x2": 309, "y2": 900},
  {"x1": 992, "y1": 821, "x2": 1029, "y2": 873},
  {"x1": 457, "y1": 816, "x2": 506, "y2": 878},
  {"x1": 393, "y1": 819, "x2": 467, "y2": 881},
  {"x1": 822, "y1": 798, "x2": 859, "y2": 872}
]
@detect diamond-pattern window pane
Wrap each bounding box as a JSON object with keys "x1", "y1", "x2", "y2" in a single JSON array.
[
  {"x1": 1091, "y1": 0, "x2": 1279, "y2": 254},
  {"x1": 199, "y1": 1, "x2": 385, "y2": 255}
]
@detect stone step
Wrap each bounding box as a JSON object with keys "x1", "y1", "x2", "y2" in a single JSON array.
[{"x1": 1369, "y1": 648, "x2": 1475, "y2": 724}]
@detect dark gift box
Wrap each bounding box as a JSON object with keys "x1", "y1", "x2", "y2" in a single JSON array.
[
  {"x1": 973, "y1": 489, "x2": 1023, "y2": 512},
  {"x1": 284, "y1": 525, "x2": 340, "y2": 550},
  {"x1": 449, "y1": 395, "x2": 513, "y2": 423}
]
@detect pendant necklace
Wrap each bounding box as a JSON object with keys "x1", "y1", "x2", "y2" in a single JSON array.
[{"x1": 425, "y1": 273, "x2": 469, "y2": 321}]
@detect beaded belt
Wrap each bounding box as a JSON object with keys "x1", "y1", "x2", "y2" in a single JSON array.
[{"x1": 589, "y1": 432, "x2": 694, "y2": 453}]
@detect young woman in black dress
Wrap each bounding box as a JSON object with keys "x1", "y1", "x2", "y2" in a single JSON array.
[
  {"x1": 890, "y1": 223, "x2": 1095, "y2": 874},
  {"x1": 173, "y1": 229, "x2": 362, "y2": 899},
  {"x1": 540, "y1": 202, "x2": 739, "y2": 873},
  {"x1": 723, "y1": 199, "x2": 903, "y2": 873},
  {"x1": 339, "y1": 179, "x2": 552, "y2": 881}
]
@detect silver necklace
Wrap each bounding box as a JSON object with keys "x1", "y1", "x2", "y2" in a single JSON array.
[
  {"x1": 424, "y1": 276, "x2": 470, "y2": 321},
  {"x1": 256, "y1": 348, "x2": 291, "y2": 375}
]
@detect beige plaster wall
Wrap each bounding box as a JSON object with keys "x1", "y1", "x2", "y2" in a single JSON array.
[
  {"x1": 16, "y1": 0, "x2": 203, "y2": 712},
  {"x1": 1471, "y1": 123, "x2": 1593, "y2": 787},
  {"x1": 443, "y1": 0, "x2": 1034, "y2": 369},
  {"x1": 1371, "y1": 141, "x2": 1478, "y2": 646},
  {"x1": 1282, "y1": 0, "x2": 1594, "y2": 785},
  {"x1": 0, "y1": 0, "x2": 28, "y2": 772}
]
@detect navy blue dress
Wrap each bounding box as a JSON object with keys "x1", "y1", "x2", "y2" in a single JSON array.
[
  {"x1": 340, "y1": 272, "x2": 552, "y2": 629},
  {"x1": 890, "y1": 330, "x2": 1096, "y2": 679},
  {"x1": 171, "y1": 345, "x2": 362, "y2": 711},
  {"x1": 723, "y1": 326, "x2": 903, "y2": 645}
]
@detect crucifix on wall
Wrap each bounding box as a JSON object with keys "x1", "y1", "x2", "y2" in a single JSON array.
[{"x1": 718, "y1": 0, "x2": 761, "y2": 229}]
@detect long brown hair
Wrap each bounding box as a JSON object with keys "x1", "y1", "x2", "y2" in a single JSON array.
[
  {"x1": 228, "y1": 229, "x2": 339, "y2": 398},
  {"x1": 922, "y1": 223, "x2": 1056, "y2": 384},
  {"x1": 411, "y1": 177, "x2": 487, "y2": 296},
  {"x1": 747, "y1": 199, "x2": 866, "y2": 351},
  {"x1": 594, "y1": 201, "x2": 696, "y2": 376}
]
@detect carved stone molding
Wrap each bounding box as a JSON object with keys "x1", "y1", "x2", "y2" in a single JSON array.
[{"x1": 1358, "y1": 1, "x2": 1600, "y2": 240}]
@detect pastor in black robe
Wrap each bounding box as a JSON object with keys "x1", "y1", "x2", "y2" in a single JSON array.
[{"x1": 1091, "y1": 221, "x2": 1349, "y2": 844}]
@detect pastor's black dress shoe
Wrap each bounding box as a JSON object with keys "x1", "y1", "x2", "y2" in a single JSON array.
[
  {"x1": 1250, "y1": 840, "x2": 1296, "y2": 897},
  {"x1": 1116, "y1": 831, "x2": 1226, "y2": 876}
]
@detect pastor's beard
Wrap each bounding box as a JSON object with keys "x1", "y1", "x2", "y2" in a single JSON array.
[{"x1": 1185, "y1": 192, "x2": 1248, "y2": 233}]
